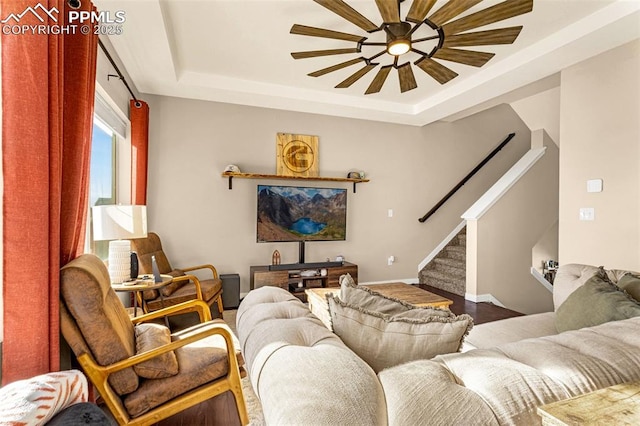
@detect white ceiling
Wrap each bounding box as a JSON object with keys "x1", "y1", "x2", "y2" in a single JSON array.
[{"x1": 94, "y1": 0, "x2": 640, "y2": 126}]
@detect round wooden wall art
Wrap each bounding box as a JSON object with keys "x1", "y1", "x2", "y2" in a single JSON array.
[{"x1": 276, "y1": 132, "x2": 319, "y2": 177}]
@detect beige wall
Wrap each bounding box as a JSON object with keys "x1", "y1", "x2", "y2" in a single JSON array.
[
  {"x1": 145, "y1": 97, "x2": 531, "y2": 295},
  {"x1": 559, "y1": 40, "x2": 640, "y2": 270},
  {"x1": 470, "y1": 130, "x2": 558, "y2": 314}
]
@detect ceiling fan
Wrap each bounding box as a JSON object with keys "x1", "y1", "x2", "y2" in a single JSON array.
[{"x1": 290, "y1": 0, "x2": 534, "y2": 94}]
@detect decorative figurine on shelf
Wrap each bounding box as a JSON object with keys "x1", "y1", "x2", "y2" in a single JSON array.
[{"x1": 272, "y1": 250, "x2": 281, "y2": 265}]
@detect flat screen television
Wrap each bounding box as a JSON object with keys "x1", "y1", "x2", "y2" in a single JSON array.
[{"x1": 257, "y1": 185, "x2": 347, "y2": 244}]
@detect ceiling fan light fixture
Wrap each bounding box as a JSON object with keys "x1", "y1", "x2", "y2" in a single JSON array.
[
  {"x1": 387, "y1": 38, "x2": 411, "y2": 56},
  {"x1": 386, "y1": 21, "x2": 412, "y2": 56}
]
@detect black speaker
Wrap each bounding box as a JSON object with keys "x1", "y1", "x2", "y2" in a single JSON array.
[{"x1": 130, "y1": 252, "x2": 139, "y2": 280}]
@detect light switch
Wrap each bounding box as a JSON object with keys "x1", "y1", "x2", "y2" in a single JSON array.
[
  {"x1": 579, "y1": 207, "x2": 595, "y2": 221},
  {"x1": 388, "y1": 209, "x2": 393, "y2": 218},
  {"x1": 587, "y1": 179, "x2": 603, "y2": 193}
]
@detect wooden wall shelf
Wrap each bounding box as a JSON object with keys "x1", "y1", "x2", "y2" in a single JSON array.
[{"x1": 221, "y1": 172, "x2": 369, "y2": 193}]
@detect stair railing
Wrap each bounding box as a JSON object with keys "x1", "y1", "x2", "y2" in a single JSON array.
[{"x1": 419, "y1": 132, "x2": 515, "y2": 223}]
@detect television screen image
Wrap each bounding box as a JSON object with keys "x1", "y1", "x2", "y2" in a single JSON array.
[{"x1": 257, "y1": 185, "x2": 347, "y2": 242}]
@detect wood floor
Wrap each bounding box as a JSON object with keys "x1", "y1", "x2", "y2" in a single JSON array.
[{"x1": 418, "y1": 284, "x2": 524, "y2": 324}]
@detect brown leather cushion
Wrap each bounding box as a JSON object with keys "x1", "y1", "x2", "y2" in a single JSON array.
[
  {"x1": 130, "y1": 233, "x2": 172, "y2": 274},
  {"x1": 145, "y1": 278, "x2": 223, "y2": 312},
  {"x1": 61, "y1": 255, "x2": 139, "y2": 395},
  {"x1": 123, "y1": 320, "x2": 239, "y2": 418},
  {"x1": 134, "y1": 324, "x2": 179, "y2": 379},
  {"x1": 160, "y1": 269, "x2": 187, "y2": 297}
]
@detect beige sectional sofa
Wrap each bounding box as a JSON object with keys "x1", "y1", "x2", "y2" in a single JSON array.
[{"x1": 236, "y1": 264, "x2": 640, "y2": 425}]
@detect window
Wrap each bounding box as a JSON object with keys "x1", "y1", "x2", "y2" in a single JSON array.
[{"x1": 88, "y1": 117, "x2": 117, "y2": 259}]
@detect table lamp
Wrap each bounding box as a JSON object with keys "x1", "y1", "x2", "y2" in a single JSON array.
[{"x1": 92, "y1": 205, "x2": 148, "y2": 283}]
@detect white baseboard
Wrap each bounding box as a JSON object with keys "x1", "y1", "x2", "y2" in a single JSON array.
[{"x1": 464, "y1": 293, "x2": 505, "y2": 307}]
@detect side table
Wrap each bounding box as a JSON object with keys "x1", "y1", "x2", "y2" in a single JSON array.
[{"x1": 112, "y1": 274, "x2": 173, "y2": 317}]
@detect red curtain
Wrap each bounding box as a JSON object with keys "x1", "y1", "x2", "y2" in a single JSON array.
[
  {"x1": 131, "y1": 99, "x2": 149, "y2": 205},
  {"x1": 2, "y1": 0, "x2": 97, "y2": 383}
]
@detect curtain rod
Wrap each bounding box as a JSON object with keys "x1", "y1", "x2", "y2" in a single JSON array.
[{"x1": 98, "y1": 38, "x2": 141, "y2": 107}]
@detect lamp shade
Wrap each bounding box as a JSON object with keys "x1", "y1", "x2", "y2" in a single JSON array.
[
  {"x1": 92, "y1": 205, "x2": 147, "y2": 283},
  {"x1": 92, "y1": 205, "x2": 147, "y2": 241}
]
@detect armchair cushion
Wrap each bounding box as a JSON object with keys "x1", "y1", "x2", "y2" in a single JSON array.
[
  {"x1": 123, "y1": 320, "x2": 234, "y2": 418},
  {"x1": 134, "y1": 323, "x2": 179, "y2": 379},
  {"x1": 61, "y1": 258, "x2": 139, "y2": 395},
  {"x1": 144, "y1": 278, "x2": 222, "y2": 312},
  {"x1": 160, "y1": 269, "x2": 187, "y2": 297}
]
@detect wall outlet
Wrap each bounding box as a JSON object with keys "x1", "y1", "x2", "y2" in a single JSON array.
[
  {"x1": 387, "y1": 255, "x2": 395, "y2": 266},
  {"x1": 579, "y1": 207, "x2": 595, "y2": 221}
]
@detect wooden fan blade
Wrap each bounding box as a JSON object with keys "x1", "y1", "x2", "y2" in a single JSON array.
[
  {"x1": 336, "y1": 64, "x2": 377, "y2": 88},
  {"x1": 314, "y1": 0, "x2": 379, "y2": 32},
  {"x1": 406, "y1": 0, "x2": 437, "y2": 23},
  {"x1": 443, "y1": 27, "x2": 522, "y2": 47},
  {"x1": 291, "y1": 24, "x2": 366, "y2": 43},
  {"x1": 397, "y1": 63, "x2": 417, "y2": 93},
  {"x1": 432, "y1": 47, "x2": 495, "y2": 67},
  {"x1": 428, "y1": 0, "x2": 482, "y2": 27},
  {"x1": 308, "y1": 58, "x2": 365, "y2": 77},
  {"x1": 415, "y1": 57, "x2": 458, "y2": 84},
  {"x1": 442, "y1": 0, "x2": 533, "y2": 36},
  {"x1": 375, "y1": 0, "x2": 400, "y2": 24},
  {"x1": 365, "y1": 65, "x2": 393, "y2": 94},
  {"x1": 291, "y1": 48, "x2": 360, "y2": 59}
]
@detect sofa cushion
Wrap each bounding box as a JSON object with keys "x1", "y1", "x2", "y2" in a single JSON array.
[
  {"x1": 339, "y1": 273, "x2": 453, "y2": 318},
  {"x1": 380, "y1": 316, "x2": 640, "y2": 426},
  {"x1": 618, "y1": 273, "x2": 640, "y2": 303},
  {"x1": 465, "y1": 311, "x2": 557, "y2": 350},
  {"x1": 0, "y1": 370, "x2": 88, "y2": 426},
  {"x1": 236, "y1": 286, "x2": 387, "y2": 425},
  {"x1": 328, "y1": 295, "x2": 473, "y2": 373},
  {"x1": 555, "y1": 273, "x2": 640, "y2": 333},
  {"x1": 133, "y1": 323, "x2": 179, "y2": 379},
  {"x1": 552, "y1": 264, "x2": 601, "y2": 310}
]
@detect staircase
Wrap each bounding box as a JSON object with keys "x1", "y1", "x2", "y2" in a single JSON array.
[{"x1": 419, "y1": 227, "x2": 466, "y2": 296}]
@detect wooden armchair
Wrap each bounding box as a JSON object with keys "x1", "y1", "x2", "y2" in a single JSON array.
[
  {"x1": 129, "y1": 232, "x2": 224, "y2": 315},
  {"x1": 60, "y1": 254, "x2": 248, "y2": 426}
]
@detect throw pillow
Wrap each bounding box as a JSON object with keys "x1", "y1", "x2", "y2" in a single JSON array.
[
  {"x1": 339, "y1": 273, "x2": 453, "y2": 318},
  {"x1": 133, "y1": 323, "x2": 179, "y2": 379},
  {"x1": 0, "y1": 370, "x2": 88, "y2": 426},
  {"x1": 555, "y1": 272, "x2": 640, "y2": 333},
  {"x1": 617, "y1": 273, "x2": 640, "y2": 303},
  {"x1": 328, "y1": 295, "x2": 473, "y2": 373}
]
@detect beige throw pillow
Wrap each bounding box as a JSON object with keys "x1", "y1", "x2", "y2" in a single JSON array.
[
  {"x1": 328, "y1": 295, "x2": 473, "y2": 373},
  {"x1": 338, "y1": 273, "x2": 452, "y2": 318},
  {"x1": 134, "y1": 323, "x2": 179, "y2": 379}
]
